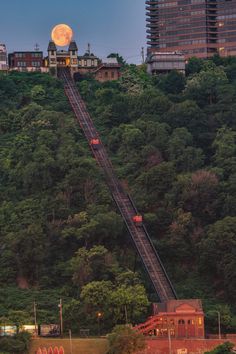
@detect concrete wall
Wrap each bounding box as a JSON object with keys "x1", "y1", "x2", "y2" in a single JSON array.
[
  {"x1": 30, "y1": 337, "x2": 236, "y2": 354},
  {"x1": 30, "y1": 338, "x2": 108, "y2": 354},
  {"x1": 138, "y1": 338, "x2": 236, "y2": 354}
]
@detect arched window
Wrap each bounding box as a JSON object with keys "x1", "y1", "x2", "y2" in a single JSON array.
[
  {"x1": 178, "y1": 319, "x2": 185, "y2": 324},
  {"x1": 188, "y1": 319, "x2": 194, "y2": 325}
]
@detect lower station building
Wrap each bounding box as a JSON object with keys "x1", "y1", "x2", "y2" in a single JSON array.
[
  {"x1": 7, "y1": 40, "x2": 121, "y2": 82},
  {"x1": 135, "y1": 299, "x2": 205, "y2": 339}
]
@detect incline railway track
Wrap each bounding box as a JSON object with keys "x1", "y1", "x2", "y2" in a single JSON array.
[{"x1": 58, "y1": 68, "x2": 177, "y2": 302}]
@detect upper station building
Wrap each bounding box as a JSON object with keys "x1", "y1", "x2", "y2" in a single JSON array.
[
  {"x1": 146, "y1": 0, "x2": 236, "y2": 59},
  {"x1": 46, "y1": 40, "x2": 121, "y2": 81},
  {"x1": 0, "y1": 44, "x2": 8, "y2": 72}
]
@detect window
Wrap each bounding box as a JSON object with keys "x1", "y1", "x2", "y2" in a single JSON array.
[
  {"x1": 188, "y1": 319, "x2": 194, "y2": 325},
  {"x1": 32, "y1": 61, "x2": 41, "y2": 67},
  {"x1": 105, "y1": 71, "x2": 108, "y2": 78},
  {"x1": 17, "y1": 61, "x2": 27, "y2": 67},
  {"x1": 111, "y1": 71, "x2": 115, "y2": 78},
  {"x1": 198, "y1": 317, "x2": 203, "y2": 326},
  {"x1": 16, "y1": 53, "x2": 24, "y2": 58},
  {"x1": 178, "y1": 319, "x2": 185, "y2": 324}
]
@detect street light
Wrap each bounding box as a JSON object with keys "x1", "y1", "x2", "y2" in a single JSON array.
[
  {"x1": 69, "y1": 329, "x2": 73, "y2": 354},
  {"x1": 97, "y1": 312, "x2": 102, "y2": 336},
  {"x1": 168, "y1": 327, "x2": 172, "y2": 354}
]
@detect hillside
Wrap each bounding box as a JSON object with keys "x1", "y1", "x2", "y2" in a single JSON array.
[{"x1": 0, "y1": 55, "x2": 236, "y2": 334}]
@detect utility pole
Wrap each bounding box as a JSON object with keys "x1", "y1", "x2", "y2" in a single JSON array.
[
  {"x1": 34, "y1": 43, "x2": 40, "y2": 52},
  {"x1": 141, "y1": 47, "x2": 145, "y2": 64},
  {"x1": 168, "y1": 328, "x2": 172, "y2": 354},
  {"x1": 59, "y1": 299, "x2": 63, "y2": 337},
  {"x1": 88, "y1": 43, "x2": 91, "y2": 55},
  {"x1": 33, "y1": 301, "x2": 37, "y2": 337},
  {"x1": 217, "y1": 311, "x2": 221, "y2": 339},
  {"x1": 124, "y1": 305, "x2": 128, "y2": 324}
]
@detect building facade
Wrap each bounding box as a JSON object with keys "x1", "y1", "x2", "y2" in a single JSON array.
[
  {"x1": 146, "y1": 0, "x2": 236, "y2": 58},
  {"x1": 47, "y1": 40, "x2": 79, "y2": 75},
  {"x1": 147, "y1": 51, "x2": 185, "y2": 74},
  {"x1": 8, "y1": 51, "x2": 46, "y2": 72},
  {"x1": 93, "y1": 58, "x2": 121, "y2": 82},
  {"x1": 217, "y1": 0, "x2": 236, "y2": 56},
  {"x1": 7, "y1": 41, "x2": 121, "y2": 82},
  {"x1": 47, "y1": 40, "x2": 121, "y2": 82},
  {"x1": 0, "y1": 44, "x2": 8, "y2": 71},
  {"x1": 135, "y1": 299, "x2": 205, "y2": 339}
]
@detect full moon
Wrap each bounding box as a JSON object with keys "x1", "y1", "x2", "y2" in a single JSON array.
[{"x1": 51, "y1": 24, "x2": 73, "y2": 46}]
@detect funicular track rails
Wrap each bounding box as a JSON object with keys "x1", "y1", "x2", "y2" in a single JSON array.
[{"x1": 59, "y1": 68, "x2": 177, "y2": 302}]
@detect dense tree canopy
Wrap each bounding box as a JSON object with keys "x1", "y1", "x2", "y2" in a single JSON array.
[{"x1": 0, "y1": 56, "x2": 236, "y2": 334}]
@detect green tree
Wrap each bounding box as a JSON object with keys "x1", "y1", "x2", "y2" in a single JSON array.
[
  {"x1": 205, "y1": 305, "x2": 233, "y2": 334},
  {"x1": 107, "y1": 53, "x2": 126, "y2": 65},
  {"x1": 110, "y1": 284, "x2": 149, "y2": 323},
  {"x1": 107, "y1": 325, "x2": 146, "y2": 354},
  {"x1": 31, "y1": 85, "x2": 46, "y2": 102},
  {"x1": 185, "y1": 66, "x2": 228, "y2": 106},
  {"x1": 80, "y1": 280, "x2": 113, "y2": 312},
  {"x1": 168, "y1": 127, "x2": 204, "y2": 172},
  {"x1": 71, "y1": 246, "x2": 118, "y2": 287},
  {"x1": 158, "y1": 70, "x2": 186, "y2": 94},
  {"x1": 213, "y1": 127, "x2": 236, "y2": 176},
  {"x1": 200, "y1": 217, "x2": 236, "y2": 300},
  {"x1": 186, "y1": 57, "x2": 204, "y2": 76},
  {"x1": 205, "y1": 342, "x2": 235, "y2": 354}
]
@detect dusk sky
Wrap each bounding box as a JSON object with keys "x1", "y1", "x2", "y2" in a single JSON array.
[{"x1": 0, "y1": 0, "x2": 146, "y2": 63}]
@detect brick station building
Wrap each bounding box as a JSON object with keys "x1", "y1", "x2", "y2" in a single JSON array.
[{"x1": 135, "y1": 299, "x2": 205, "y2": 339}]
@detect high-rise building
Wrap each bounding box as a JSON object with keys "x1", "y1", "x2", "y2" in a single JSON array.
[
  {"x1": 146, "y1": 0, "x2": 236, "y2": 58},
  {"x1": 217, "y1": 0, "x2": 236, "y2": 56}
]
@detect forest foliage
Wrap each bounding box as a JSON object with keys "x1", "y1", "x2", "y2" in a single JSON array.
[{"x1": 0, "y1": 54, "x2": 236, "y2": 334}]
